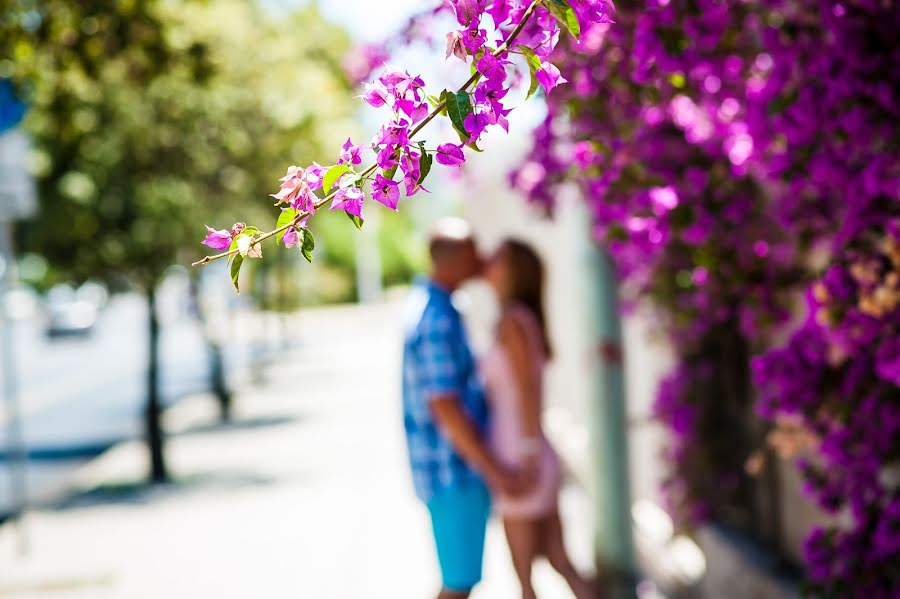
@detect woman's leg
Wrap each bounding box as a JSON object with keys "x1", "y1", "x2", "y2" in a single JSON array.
[
  {"x1": 540, "y1": 510, "x2": 596, "y2": 599},
  {"x1": 503, "y1": 517, "x2": 540, "y2": 599}
]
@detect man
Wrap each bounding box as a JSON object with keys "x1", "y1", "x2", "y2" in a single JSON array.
[{"x1": 402, "y1": 218, "x2": 523, "y2": 599}]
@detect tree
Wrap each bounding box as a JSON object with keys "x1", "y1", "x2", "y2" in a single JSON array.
[{"x1": 3, "y1": 0, "x2": 356, "y2": 482}]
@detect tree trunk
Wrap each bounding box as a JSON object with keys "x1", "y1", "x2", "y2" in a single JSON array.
[
  {"x1": 209, "y1": 340, "x2": 232, "y2": 422},
  {"x1": 146, "y1": 286, "x2": 168, "y2": 483}
]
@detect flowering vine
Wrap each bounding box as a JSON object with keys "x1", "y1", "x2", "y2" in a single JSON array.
[
  {"x1": 513, "y1": 0, "x2": 899, "y2": 593},
  {"x1": 193, "y1": 0, "x2": 614, "y2": 291}
]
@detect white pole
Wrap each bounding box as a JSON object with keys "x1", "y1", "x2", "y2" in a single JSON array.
[{"x1": 0, "y1": 220, "x2": 28, "y2": 555}]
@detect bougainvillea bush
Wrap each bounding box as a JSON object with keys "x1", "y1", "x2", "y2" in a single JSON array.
[
  {"x1": 755, "y1": 222, "x2": 900, "y2": 596},
  {"x1": 513, "y1": 0, "x2": 899, "y2": 594}
]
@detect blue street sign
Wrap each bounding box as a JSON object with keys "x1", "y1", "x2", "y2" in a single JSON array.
[{"x1": 0, "y1": 81, "x2": 26, "y2": 134}]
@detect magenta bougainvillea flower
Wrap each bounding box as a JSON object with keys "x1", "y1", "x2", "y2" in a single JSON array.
[
  {"x1": 202, "y1": 226, "x2": 232, "y2": 251},
  {"x1": 535, "y1": 61, "x2": 567, "y2": 94},
  {"x1": 329, "y1": 185, "x2": 364, "y2": 218},
  {"x1": 338, "y1": 138, "x2": 363, "y2": 166},
  {"x1": 435, "y1": 143, "x2": 466, "y2": 166},
  {"x1": 271, "y1": 165, "x2": 316, "y2": 213},
  {"x1": 281, "y1": 227, "x2": 299, "y2": 248},
  {"x1": 305, "y1": 163, "x2": 326, "y2": 191},
  {"x1": 371, "y1": 173, "x2": 401, "y2": 210}
]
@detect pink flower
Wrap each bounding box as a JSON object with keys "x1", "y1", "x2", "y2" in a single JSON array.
[
  {"x1": 361, "y1": 81, "x2": 390, "y2": 108},
  {"x1": 281, "y1": 227, "x2": 299, "y2": 248},
  {"x1": 271, "y1": 166, "x2": 316, "y2": 212},
  {"x1": 330, "y1": 186, "x2": 365, "y2": 218},
  {"x1": 449, "y1": 0, "x2": 486, "y2": 27},
  {"x1": 446, "y1": 31, "x2": 467, "y2": 61},
  {"x1": 202, "y1": 226, "x2": 232, "y2": 251},
  {"x1": 436, "y1": 143, "x2": 466, "y2": 167},
  {"x1": 306, "y1": 163, "x2": 326, "y2": 191},
  {"x1": 464, "y1": 111, "x2": 492, "y2": 141},
  {"x1": 372, "y1": 174, "x2": 400, "y2": 211},
  {"x1": 535, "y1": 61, "x2": 568, "y2": 94},
  {"x1": 339, "y1": 138, "x2": 363, "y2": 166}
]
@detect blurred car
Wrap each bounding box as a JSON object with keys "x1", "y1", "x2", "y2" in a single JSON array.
[{"x1": 44, "y1": 284, "x2": 100, "y2": 337}]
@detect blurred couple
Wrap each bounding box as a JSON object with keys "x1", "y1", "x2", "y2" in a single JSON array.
[{"x1": 402, "y1": 218, "x2": 595, "y2": 599}]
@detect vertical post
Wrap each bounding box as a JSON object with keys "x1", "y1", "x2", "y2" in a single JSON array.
[
  {"x1": 572, "y1": 202, "x2": 634, "y2": 585},
  {"x1": 145, "y1": 285, "x2": 168, "y2": 483},
  {"x1": 0, "y1": 220, "x2": 28, "y2": 554}
]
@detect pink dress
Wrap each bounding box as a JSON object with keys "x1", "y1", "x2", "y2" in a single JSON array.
[{"x1": 481, "y1": 305, "x2": 562, "y2": 519}]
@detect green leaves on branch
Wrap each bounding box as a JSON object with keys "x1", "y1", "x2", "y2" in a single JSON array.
[
  {"x1": 517, "y1": 45, "x2": 543, "y2": 99},
  {"x1": 346, "y1": 212, "x2": 364, "y2": 230},
  {"x1": 275, "y1": 208, "x2": 299, "y2": 240},
  {"x1": 230, "y1": 255, "x2": 244, "y2": 292},
  {"x1": 444, "y1": 90, "x2": 474, "y2": 144},
  {"x1": 300, "y1": 228, "x2": 315, "y2": 263},
  {"x1": 417, "y1": 142, "x2": 433, "y2": 187},
  {"x1": 228, "y1": 226, "x2": 261, "y2": 291},
  {"x1": 323, "y1": 164, "x2": 353, "y2": 192},
  {"x1": 545, "y1": 0, "x2": 580, "y2": 40}
]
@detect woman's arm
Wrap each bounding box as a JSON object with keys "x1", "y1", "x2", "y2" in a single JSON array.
[{"x1": 499, "y1": 312, "x2": 542, "y2": 463}]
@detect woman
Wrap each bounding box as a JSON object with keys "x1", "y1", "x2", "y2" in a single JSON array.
[{"x1": 481, "y1": 239, "x2": 595, "y2": 599}]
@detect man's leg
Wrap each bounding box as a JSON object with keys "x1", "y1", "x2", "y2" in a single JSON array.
[{"x1": 427, "y1": 481, "x2": 491, "y2": 599}]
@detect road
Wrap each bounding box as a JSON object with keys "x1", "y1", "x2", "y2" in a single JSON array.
[{"x1": 0, "y1": 285, "x2": 256, "y2": 515}]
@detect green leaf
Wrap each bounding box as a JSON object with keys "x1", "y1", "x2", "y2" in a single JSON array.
[
  {"x1": 383, "y1": 163, "x2": 399, "y2": 181},
  {"x1": 546, "y1": 2, "x2": 580, "y2": 40},
  {"x1": 300, "y1": 228, "x2": 315, "y2": 263},
  {"x1": 445, "y1": 90, "x2": 473, "y2": 143},
  {"x1": 517, "y1": 45, "x2": 542, "y2": 99},
  {"x1": 230, "y1": 254, "x2": 244, "y2": 292},
  {"x1": 416, "y1": 143, "x2": 433, "y2": 186},
  {"x1": 323, "y1": 164, "x2": 352, "y2": 192},
  {"x1": 346, "y1": 212, "x2": 364, "y2": 230},
  {"x1": 548, "y1": 0, "x2": 568, "y2": 7},
  {"x1": 275, "y1": 209, "x2": 298, "y2": 244},
  {"x1": 434, "y1": 90, "x2": 450, "y2": 116},
  {"x1": 229, "y1": 228, "x2": 258, "y2": 252}
]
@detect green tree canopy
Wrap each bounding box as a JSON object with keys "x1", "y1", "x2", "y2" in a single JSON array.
[{"x1": 3, "y1": 0, "x2": 357, "y2": 289}]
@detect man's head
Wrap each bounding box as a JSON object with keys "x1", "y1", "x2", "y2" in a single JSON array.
[{"x1": 428, "y1": 217, "x2": 482, "y2": 291}]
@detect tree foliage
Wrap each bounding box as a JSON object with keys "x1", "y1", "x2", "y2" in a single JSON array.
[{"x1": 3, "y1": 0, "x2": 357, "y2": 290}]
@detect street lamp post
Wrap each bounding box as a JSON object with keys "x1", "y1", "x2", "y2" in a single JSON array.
[
  {"x1": 0, "y1": 222, "x2": 27, "y2": 555},
  {"x1": 0, "y1": 81, "x2": 36, "y2": 554}
]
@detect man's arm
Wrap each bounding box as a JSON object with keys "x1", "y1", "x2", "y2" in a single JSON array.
[{"x1": 430, "y1": 394, "x2": 524, "y2": 495}]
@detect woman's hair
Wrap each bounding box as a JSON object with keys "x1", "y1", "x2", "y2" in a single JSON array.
[{"x1": 500, "y1": 239, "x2": 553, "y2": 358}]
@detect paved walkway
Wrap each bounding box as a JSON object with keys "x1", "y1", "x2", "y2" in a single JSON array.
[{"x1": 0, "y1": 303, "x2": 595, "y2": 598}]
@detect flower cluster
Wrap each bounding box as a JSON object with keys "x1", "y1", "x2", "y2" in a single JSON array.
[
  {"x1": 753, "y1": 223, "x2": 900, "y2": 596},
  {"x1": 198, "y1": 0, "x2": 615, "y2": 280}
]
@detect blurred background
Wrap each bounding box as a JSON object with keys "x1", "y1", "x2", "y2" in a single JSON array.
[{"x1": 1, "y1": 1, "x2": 897, "y2": 598}]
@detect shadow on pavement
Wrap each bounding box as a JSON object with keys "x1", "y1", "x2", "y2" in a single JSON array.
[
  {"x1": 54, "y1": 469, "x2": 280, "y2": 512},
  {"x1": 174, "y1": 413, "x2": 300, "y2": 436}
]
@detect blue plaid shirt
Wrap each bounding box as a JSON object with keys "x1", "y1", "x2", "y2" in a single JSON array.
[{"x1": 402, "y1": 279, "x2": 488, "y2": 501}]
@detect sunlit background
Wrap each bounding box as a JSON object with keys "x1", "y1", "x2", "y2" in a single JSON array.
[{"x1": 1, "y1": 0, "x2": 897, "y2": 598}]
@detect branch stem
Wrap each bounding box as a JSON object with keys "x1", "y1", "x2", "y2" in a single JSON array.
[{"x1": 192, "y1": 0, "x2": 542, "y2": 268}]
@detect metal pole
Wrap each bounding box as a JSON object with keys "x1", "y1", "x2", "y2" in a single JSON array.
[{"x1": 0, "y1": 220, "x2": 28, "y2": 554}]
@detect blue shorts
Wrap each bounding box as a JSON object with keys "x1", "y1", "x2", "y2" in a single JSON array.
[{"x1": 426, "y1": 481, "x2": 491, "y2": 592}]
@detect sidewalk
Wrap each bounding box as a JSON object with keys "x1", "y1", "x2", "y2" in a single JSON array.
[{"x1": 0, "y1": 302, "x2": 595, "y2": 598}]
